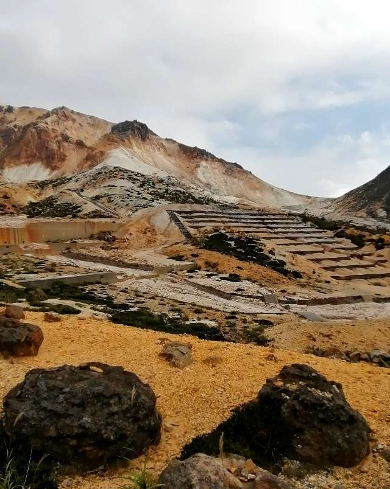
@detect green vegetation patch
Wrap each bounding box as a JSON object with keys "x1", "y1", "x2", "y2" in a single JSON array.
[{"x1": 111, "y1": 307, "x2": 225, "y2": 341}]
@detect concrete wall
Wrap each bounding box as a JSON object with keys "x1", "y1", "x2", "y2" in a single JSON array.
[
  {"x1": 16, "y1": 272, "x2": 118, "y2": 288},
  {"x1": 0, "y1": 221, "x2": 121, "y2": 245},
  {"x1": 0, "y1": 244, "x2": 23, "y2": 255}
]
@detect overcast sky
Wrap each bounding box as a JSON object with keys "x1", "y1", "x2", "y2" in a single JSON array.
[{"x1": 2, "y1": 1, "x2": 390, "y2": 197}]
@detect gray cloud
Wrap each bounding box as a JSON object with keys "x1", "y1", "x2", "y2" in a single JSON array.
[{"x1": 2, "y1": 0, "x2": 390, "y2": 196}]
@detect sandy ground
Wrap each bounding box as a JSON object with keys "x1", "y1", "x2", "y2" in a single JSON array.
[
  {"x1": 0, "y1": 312, "x2": 389, "y2": 489},
  {"x1": 268, "y1": 316, "x2": 390, "y2": 354}
]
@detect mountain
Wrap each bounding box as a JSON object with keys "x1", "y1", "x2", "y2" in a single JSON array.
[
  {"x1": 333, "y1": 165, "x2": 390, "y2": 220},
  {"x1": 0, "y1": 104, "x2": 307, "y2": 210}
]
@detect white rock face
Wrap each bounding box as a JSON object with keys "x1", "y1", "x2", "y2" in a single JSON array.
[
  {"x1": 3, "y1": 162, "x2": 54, "y2": 183},
  {"x1": 98, "y1": 148, "x2": 168, "y2": 177}
]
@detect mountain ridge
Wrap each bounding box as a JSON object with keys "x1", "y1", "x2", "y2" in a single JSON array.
[{"x1": 0, "y1": 104, "x2": 307, "y2": 209}]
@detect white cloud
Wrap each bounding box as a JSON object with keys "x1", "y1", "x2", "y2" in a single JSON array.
[{"x1": 214, "y1": 130, "x2": 390, "y2": 197}]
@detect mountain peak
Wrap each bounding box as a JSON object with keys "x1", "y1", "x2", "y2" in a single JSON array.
[{"x1": 111, "y1": 120, "x2": 155, "y2": 140}]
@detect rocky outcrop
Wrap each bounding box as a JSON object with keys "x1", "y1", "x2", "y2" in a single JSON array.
[
  {"x1": 111, "y1": 120, "x2": 154, "y2": 140},
  {"x1": 159, "y1": 453, "x2": 293, "y2": 488},
  {"x1": 3, "y1": 362, "x2": 161, "y2": 470},
  {"x1": 0, "y1": 316, "x2": 43, "y2": 356},
  {"x1": 182, "y1": 364, "x2": 370, "y2": 468}
]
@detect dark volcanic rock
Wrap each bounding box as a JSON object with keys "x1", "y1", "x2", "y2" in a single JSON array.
[
  {"x1": 182, "y1": 364, "x2": 370, "y2": 468},
  {"x1": 256, "y1": 364, "x2": 370, "y2": 466},
  {"x1": 0, "y1": 315, "x2": 43, "y2": 356},
  {"x1": 111, "y1": 120, "x2": 155, "y2": 140},
  {"x1": 3, "y1": 362, "x2": 161, "y2": 470}
]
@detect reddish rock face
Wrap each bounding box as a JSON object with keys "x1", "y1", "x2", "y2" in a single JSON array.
[{"x1": 0, "y1": 315, "x2": 43, "y2": 356}]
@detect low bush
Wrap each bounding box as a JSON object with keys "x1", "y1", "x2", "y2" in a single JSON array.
[{"x1": 111, "y1": 308, "x2": 225, "y2": 341}]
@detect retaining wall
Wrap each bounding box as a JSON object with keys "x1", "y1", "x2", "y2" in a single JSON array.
[
  {"x1": 0, "y1": 221, "x2": 121, "y2": 245},
  {"x1": 16, "y1": 272, "x2": 118, "y2": 288}
]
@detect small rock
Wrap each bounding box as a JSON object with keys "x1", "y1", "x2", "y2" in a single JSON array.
[
  {"x1": 159, "y1": 453, "x2": 242, "y2": 488},
  {"x1": 370, "y1": 350, "x2": 390, "y2": 362},
  {"x1": 348, "y1": 351, "x2": 361, "y2": 362},
  {"x1": 322, "y1": 347, "x2": 348, "y2": 360},
  {"x1": 163, "y1": 422, "x2": 174, "y2": 433},
  {"x1": 251, "y1": 470, "x2": 293, "y2": 488},
  {"x1": 5, "y1": 304, "x2": 25, "y2": 320},
  {"x1": 360, "y1": 353, "x2": 371, "y2": 362},
  {"x1": 160, "y1": 341, "x2": 193, "y2": 368},
  {"x1": 0, "y1": 315, "x2": 43, "y2": 357},
  {"x1": 44, "y1": 312, "x2": 61, "y2": 322}
]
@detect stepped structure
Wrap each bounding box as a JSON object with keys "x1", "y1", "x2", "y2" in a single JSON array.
[{"x1": 169, "y1": 209, "x2": 390, "y2": 282}]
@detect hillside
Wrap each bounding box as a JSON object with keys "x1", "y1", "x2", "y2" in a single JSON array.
[
  {"x1": 0, "y1": 104, "x2": 307, "y2": 210},
  {"x1": 334, "y1": 165, "x2": 390, "y2": 220}
]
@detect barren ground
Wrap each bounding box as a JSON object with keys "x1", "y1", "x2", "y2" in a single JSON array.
[{"x1": 0, "y1": 312, "x2": 389, "y2": 489}]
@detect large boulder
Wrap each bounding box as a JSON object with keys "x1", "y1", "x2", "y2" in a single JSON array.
[
  {"x1": 3, "y1": 362, "x2": 161, "y2": 470},
  {"x1": 0, "y1": 315, "x2": 43, "y2": 356},
  {"x1": 182, "y1": 364, "x2": 370, "y2": 468}
]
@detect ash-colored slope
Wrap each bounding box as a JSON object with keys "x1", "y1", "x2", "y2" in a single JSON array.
[
  {"x1": 17, "y1": 165, "x2": 220, "y2": 218},
  {"x1": 0, "y1": 104, "x2": 309, "y2": 209},
  {"x1": 333, "y1": 165, "x2": 390, "y2": 220}
]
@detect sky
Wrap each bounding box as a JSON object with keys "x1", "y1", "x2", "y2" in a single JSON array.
[{"x1": 1, "y1": 0, "x2": 390, "y2": 197}]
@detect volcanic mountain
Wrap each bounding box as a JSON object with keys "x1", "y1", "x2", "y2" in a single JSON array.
[{"x1": 0, "y1": 104, "x2": 307, "y2": 210}]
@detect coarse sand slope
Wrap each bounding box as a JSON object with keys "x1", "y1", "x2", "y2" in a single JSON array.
[{"x1": 0, "y1": 313, "x2": 389, "y2": 488}]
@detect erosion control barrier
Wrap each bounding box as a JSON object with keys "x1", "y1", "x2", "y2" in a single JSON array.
[
  {"x1": 0, "y1": 220, "x2": 121, "y2": 245},
  {"x1": 16, "y1": 272, "x2": 119, "y2": 288}
]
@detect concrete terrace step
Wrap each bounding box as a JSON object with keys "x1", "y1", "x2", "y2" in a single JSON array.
[
  {"x1": 331, "y1": 270, "x2": 390, "y2": 280},
  {"x1": 321, "y1": 261, "x2": 376, "y2": 271},
  {"x1": 330, "y1": 244, "x2": 358, "y2": 251},
  {"x1": 305, "y1": 253, "x2": 350, "y2": 262},
  {"x1": 271, "y1": 240, "x2": 305, "y2": 246},
  {"x1": 167, "y1": 211, "x2": 195, "y2": 241},
  {"x1": 285, "y1": 246, "x2": 324, "y2": 254}
]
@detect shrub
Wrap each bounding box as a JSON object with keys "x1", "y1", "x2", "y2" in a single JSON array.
[{"x1": 111, "y1": 308, "x2": 225, "y2": 341}]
